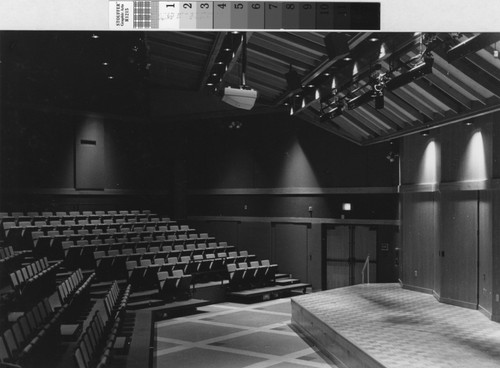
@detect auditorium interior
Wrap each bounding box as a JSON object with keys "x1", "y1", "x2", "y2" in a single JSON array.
[{"x1": 0, "y1": 31, "x2": 499, "y2": 368}]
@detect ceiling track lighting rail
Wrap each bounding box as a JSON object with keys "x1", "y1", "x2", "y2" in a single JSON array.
[{"x1": 288, "y1": 33, "x2": 427, "y2": 118}]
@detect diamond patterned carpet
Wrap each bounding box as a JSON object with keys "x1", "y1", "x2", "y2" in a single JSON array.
[
  {"x1": 155, "y1": 298, "x2": 336, "y2": 368},
  {"x1": 292, "y1": 284, "x2": 500, "y2": 368}
]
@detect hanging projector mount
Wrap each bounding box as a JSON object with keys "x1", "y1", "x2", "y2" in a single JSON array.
[{"x1": 221, "y1": 32, "x2": 258, "y2": 110}]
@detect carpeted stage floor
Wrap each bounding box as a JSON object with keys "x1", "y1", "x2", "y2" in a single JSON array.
[{"x1": 291, "y1": 283, "x2": 500, "y2": 368}]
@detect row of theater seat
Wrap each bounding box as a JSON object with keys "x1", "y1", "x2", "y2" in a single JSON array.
[
  {"x1": 0, "y1": 210, "x2": 153, "y2": 222},
  {"x1": 124, "y1": 251, "x2": 254, "y2": 290},
  {"x1": 227, "y1": 260, "x2": 278, "y2": 291},
  {"x1": 96, "y1": 249, "x2": 249, "y2": 284},
  {"x1": 56, "y1": 269, "x2": 87, "y2": 306},
  {"x1": 74, "y1": 282, "x2": 132, "y2": 368},
  {"x1": 157, "y1": 270, "x2": 192, "y2": 302},
  {"x1": 0, "y1": 246, "x2": 28, "y2": 290},
  {"x1": 0, "y1": 268, "x2": 95, "y2": 368},
  {"x1": 0, "y1": 297, "x2": 57, "y2": 365},
  {"x1": 64, "y1": 241, "x2": 233, "y2": 273},
  {"x1": 9, "y1": 258, "x2": 62, "y2": 305},
  {"x1": 32, "y1": 228, "x2": 205, "y2": 260},
  {"x1": 1, "y1": 216, "x2": 166, "y2": 228}
]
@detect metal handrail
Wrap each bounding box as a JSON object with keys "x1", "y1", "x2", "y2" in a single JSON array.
[{"x1": 361, "y1": 255, "x2": 370, "y2": 284}]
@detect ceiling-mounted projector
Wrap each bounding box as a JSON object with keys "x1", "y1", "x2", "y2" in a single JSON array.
[{"x1": 222, "y1": 86, "x2": 258, "y2": 110}]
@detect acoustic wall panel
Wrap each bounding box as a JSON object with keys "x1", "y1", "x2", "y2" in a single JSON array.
[{"x1": 75, "y1": 119, "x2": 105, "y2": 189}]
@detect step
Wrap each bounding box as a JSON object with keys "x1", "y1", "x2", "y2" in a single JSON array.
[
  {"x1": 129, "y1": 289, "x2": 158, "y2": 303},
  {"x1": 228, "y1": 283, "x2": 311, "y2": 298},
  {"x1": 275, "y1": 273, "x2": 291, "y2": 279},
  {"x1": 126, "y1": 298, "x2": 165, "y2": 310},
  {"x1": 275, "y1": 278, "x2": 300, "y2": 285}
]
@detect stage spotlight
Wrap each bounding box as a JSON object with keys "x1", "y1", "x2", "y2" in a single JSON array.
[
  {"x1": 421, "y1": 130, "x2": 430, "y2": 137},
  {"x1": 285, "y1": 66, "x2": 301, "y2": 92},
  {"x1": 386, "y1": 57, "x2": 434, "y2": 91},
  {"x1": 324, "y1": 33, "x2": 350, "y2": 60}
]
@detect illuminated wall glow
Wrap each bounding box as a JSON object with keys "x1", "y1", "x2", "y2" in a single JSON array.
[
  {"x1": 417, "y1": 139, "x2": 438, "y2": 184},
  {"x1": 459, "y1": 130, "x2": 488, "y2": 181},
  {"x1": 278, "y1": 139, "x2": 320, "y2": 188}
]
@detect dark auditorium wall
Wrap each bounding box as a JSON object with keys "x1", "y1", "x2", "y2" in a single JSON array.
[
  {"x1": 0, "y1": 106, "x2": 174, "y2": 214},
  {"x1": 183, "y1": 114, "x2": 400, "y2": 290},
  {"x1": 400, "y1": 111, "x2": 500, "y2": 322}
]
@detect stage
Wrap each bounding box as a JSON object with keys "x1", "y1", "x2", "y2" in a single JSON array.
[{"x1": 291, "y1": 283, "x2": 500, "y2": 368}]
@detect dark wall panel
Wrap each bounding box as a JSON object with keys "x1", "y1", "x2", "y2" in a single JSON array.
[
  {"x1": 186, "y1": 117, "x2": 398, "y2": 190},
  {"x1": 238, "y1": 221, "x2": 271, "y2": 261},
  {"x1": 273, "y1": 223, "x2": 309, "y2": 282},
  {"x1": 439, "y1": 191, "x2": 478, "y2": 308},
  {"x1": 75, "y1": 119, "x2": 105, "y2": 189},
  {"x1": 401, "y1": 192, "x2": 436, "y2": 293}
]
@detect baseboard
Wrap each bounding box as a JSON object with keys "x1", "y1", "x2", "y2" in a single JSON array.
[
  {"x1": 438, "y1": 296, "x2": 478, "y2": 310},
  {"x1": 401, "y1": 283, "x2": 433, "y2": 295}
]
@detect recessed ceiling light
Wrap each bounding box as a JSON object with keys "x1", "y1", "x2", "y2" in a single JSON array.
[
  {"x1": 369, "y1": 37, "x2": 379, "y2": 42},
  {"x1": 306, "y1": 84, "x2": 315, "y2": 88},
  {"x1": 91, "y1": 34, "x2": 99, "y2": 39},
  {"x1": 207, "y1": 82, "x2": 214, "y2": 86},
  {"x1": 343, "y1": 56, "x2": 352, "y2": 61},
  {"x1": 108, "y1": 75, "x2": 114, "y2": 80},
  {"x1": 102, "y1": 62, "x2": 109, "y2": 66}
]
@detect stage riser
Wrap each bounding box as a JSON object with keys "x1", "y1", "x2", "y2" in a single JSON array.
[{"x1": 291, "y1": 299, "x2": 386, "y2": 368}]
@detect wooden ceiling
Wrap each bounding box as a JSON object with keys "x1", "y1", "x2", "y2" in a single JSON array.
[{"x1": 146, "y1": 31, "x2": 500, "y2": 145}]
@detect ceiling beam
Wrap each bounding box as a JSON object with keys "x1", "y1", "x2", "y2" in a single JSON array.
[
  {"x1": 358, "y1": 105, "x2": 401, "y2": 131},
  {"x1": 199, "y1": 32, "x2": 227, "y2": 90},
  {"x1": 219, "y1": 32, "x2": 254, "y2": 88},
  {"x1": 362, "y1": 102, "x2": 500, "y2": 145},
  {"x1": 434, "y1": 44, "x2": 500, "y2": 98},
  {"x1": 274, "y1": 33, "x2": 373, "y2": 106}
]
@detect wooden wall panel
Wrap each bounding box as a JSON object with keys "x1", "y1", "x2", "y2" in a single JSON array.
[
  {"x1": 478, "y1": 190, "x2": 493, "y2": 316},
  {"x1": 492, "y1": 191, "x2": 500, "y2": 322},
  {"x1": 439, "y1": 190, "x2": 478, "y2": 309},
  {"x1": 401, "y1": 192, "x2": 436, "y2": 293},
  {"x1": 273, "y1": 223, "x2": 309, "y2": 283}
]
